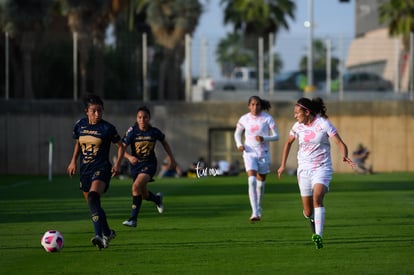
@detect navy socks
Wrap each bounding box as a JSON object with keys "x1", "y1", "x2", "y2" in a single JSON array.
[
  {"x1": 88, "y1": 191, "x2": 109, "y2": 236},
  {"x1": 130, "y1": 195, "x2": 143, "y2": 221}
]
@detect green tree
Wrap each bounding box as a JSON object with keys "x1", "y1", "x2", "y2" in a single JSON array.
[
  {"x1": 3, "y1": 0, "x2": 51, "y2": 99},
  {"x1": 265, "y1": 51, "x2": 283, "y2": 75},
  {"x1": 216, "y1": 32, "x2": 255, "y2": 77},
  {"x1": 135, "y1": 0, "x2": 202, "y2": 100},
  {"x1": 379, "y1": 0, "x2": 414, "y2": 51},
  {"x1": 379, "y1": 0, "x2": 414, "y2": 90},
  {"x1": 221, "y1": 0, "x2": 295, "y2": 48},
  {"x1": 105, "y1": 3, "x2": 150, "y2": 100},
  {"x1": 299, "y1": 39, "x2": 339, "y2": 72},
  {"x1": 59, "y1": 0, "x2": 123, "y2": 98},
  {"x1": 0, "y1": 2, "x2": 5, "y2": 29},
  {"x1": 220, "y1": 0, "x2": 295, "y2": 86},
  {"x1": 216, "y1": 32, "x2": 283, "y2": 77}
]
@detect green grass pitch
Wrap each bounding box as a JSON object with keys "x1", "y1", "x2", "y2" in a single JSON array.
[{"x1": 0, "y1": 172, "x2": 413, "y2": 274}]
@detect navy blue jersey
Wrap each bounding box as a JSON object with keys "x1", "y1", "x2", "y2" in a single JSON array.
[
  {"x1": 72, "y1": 117, "x2": 121, "y2": 176},
  {"x1": 122, "y1": 124, "x2": 165, "y2": 165}
]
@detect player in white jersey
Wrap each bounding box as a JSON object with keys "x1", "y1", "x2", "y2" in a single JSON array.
[
  {"x1": 277, "y1": 97, "x2": 354, "y2": 249},
  {"x1": 234, "y1": 96, "x2": 279, "y2": 222}
]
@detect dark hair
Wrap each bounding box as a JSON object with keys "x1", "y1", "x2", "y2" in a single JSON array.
[
  {"x1": 137, "y1": 106, "x2": 151, "y2": 118},
  {"x1": 296, "y1": 97, "x2": 328, "y2": 118},
  {"x1": 84, "y1": 94, "x2": 104, "y2": 110},
  {"x1": 312, "y1": 97, "x2": 328, "y2": 118},
  {"x1": 248, "y1": 95, "x2": 271, "y2": 111}
]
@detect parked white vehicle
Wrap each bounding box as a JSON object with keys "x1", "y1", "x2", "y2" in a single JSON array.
[
  {"x1": 231, "y1": 67, "x2": 257, "y2": 81},
  {"x1": 215, "y1": 67, "x2": 258, "y2": 91}
]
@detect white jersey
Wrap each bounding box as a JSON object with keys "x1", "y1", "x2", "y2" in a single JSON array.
[
  {"x1": 290, "y1": 116, "x2": 337, "y2": 170},
  {"x1": 236, "y1": 112, "x2": 277, "y2": 157}
]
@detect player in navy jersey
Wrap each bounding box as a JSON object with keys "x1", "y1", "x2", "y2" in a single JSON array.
[
  {"x1": 67, "y1": 94, "x2": 125, "y2": 250},
  {"x1": 122, "y1": 106, "x2": 178, "y2": 228}
]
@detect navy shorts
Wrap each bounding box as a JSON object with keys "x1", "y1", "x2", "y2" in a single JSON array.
[
  {"x1": 131, "y1": 162, "x2": 157, "y2": 181},
  {"x1": 79, "y1": 169, "x2": 111, "y2": 193}
]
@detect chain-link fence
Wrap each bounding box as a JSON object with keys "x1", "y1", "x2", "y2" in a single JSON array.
[{"x1": 1, "y1": 31, "x2": 413, "y2": 101}]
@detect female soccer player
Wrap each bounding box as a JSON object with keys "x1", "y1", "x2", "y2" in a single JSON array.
[
  {"x1": 122, "y1": 106, "x2": 178, "y2": 227},
  {"x1": 277, "y1": 97, "x2": 354, "y2": 249},
  {"x1": 67, "y1": 94, "x2": 125, "y2": 250},
  {"x1": 234, "y1": 96, "x2": 279, "y2": 222}
]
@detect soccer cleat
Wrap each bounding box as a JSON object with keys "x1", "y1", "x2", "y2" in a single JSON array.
[
  {"x1": 103, "y1": 229, "x2": 116, "y2": 248},
  {"x1": 106, "y1": 229, "x2": 116, "y2": 240},
  {"x1": 91, "y1": 235, "x2": 104, "y2": 250},
  {"x1": 156, "y1": 192, "x2": 164, "y2": 214},
  {"x1": 249, "y1": 216, "x2": 261, "y2": 222},
  {"x1": 312, "y1": 234, "x2": 323, "y2": 249},
  {"x1": 122, "y1": 219, "x2": 137, "y2": 227},
  {"x1": 102, "y1": 236, "x2": 109, "y2": 249}
]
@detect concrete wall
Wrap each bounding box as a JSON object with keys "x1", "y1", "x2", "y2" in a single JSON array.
[{"x1": 0, "y1": 99, "x2": 413, "y2": 175}]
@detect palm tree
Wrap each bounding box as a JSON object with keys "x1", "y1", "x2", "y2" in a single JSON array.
[
  {"x1": 222, "y1": 0, "x2": 295, "y2": 48},
  {"x1": 0, "y1": 4, "x2": 5, "y2": 29},
  {"x1": 379, "y1": 0, "x2": 414, "y2": 90},
  {"x1": 135, "y1": 0, "x2": 202, "y2": 100},
  {"x1": 220, "y1": 0, "x2": 295, "y2": 88},
  {"x1": 3, "y1": 0, "x2": 51, "y2": 99},
  {"x1": 379, "y1": 0, "x2": 414, "y2": 51},
  {"x1": 106, "y1": 2, "x2": 151, "y2": 100},
  {"x1": 59, "y1": 0, "x2": 124, "y2": 98}
]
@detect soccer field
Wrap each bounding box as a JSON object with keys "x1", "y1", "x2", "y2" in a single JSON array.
[{"x1": 0, "y1": 172, "x2": 413, "y2": 274}]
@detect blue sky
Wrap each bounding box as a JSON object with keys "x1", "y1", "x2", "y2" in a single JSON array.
[{"x1": 193, "y1": 0, "x2": 355, "y2": 77}]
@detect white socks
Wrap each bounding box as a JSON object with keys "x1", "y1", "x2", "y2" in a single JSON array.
[
  {"x1": 256, "y1": 180, "x2": 265, "y2": 217},
  {"x1": 314, "y1": 207, "x2": 325, "y2": 236},
  {"x1": 248, "y1": 176, "x2": 265, "y2": 217},
  {"x1": 248, "y1": 176, "x2": 257, "y2": 216}
]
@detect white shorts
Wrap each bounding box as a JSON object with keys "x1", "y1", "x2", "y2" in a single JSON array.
[
  {"x1": 243, "y1": 152, "x2": 271, "y2": 174},
  {"x1": 297, "y1": 166, "x2": 332, "y2": 197}
]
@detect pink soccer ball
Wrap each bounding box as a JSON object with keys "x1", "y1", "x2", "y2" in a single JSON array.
[{"x1": 41, "y1": 230, "x2": 64, "y2": 252}]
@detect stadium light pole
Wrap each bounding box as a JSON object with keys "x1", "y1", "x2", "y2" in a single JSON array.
[
  {"x1": 185, "y1": 34, "x2": 192, "y2": 102},
  {"x1": 200, "y1": 36, "x2": 207, "y2": 79},
  {"x1": 258, "y1": 37, "x2": 264, "y2": 95},
  {"x1": 305, "y1": 0, "x2": 314, "y2": 92},
  {"x1": 269, "y1": 32, "x2": 274, "y2": 95}
]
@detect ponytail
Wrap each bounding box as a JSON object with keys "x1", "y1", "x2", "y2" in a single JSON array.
[
  {"x1": 311, "y1": 97, "x2": 328, "y2": 118},
  {"x1": 296, "y1": 97, "x2": 328, "y2": 118}
]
